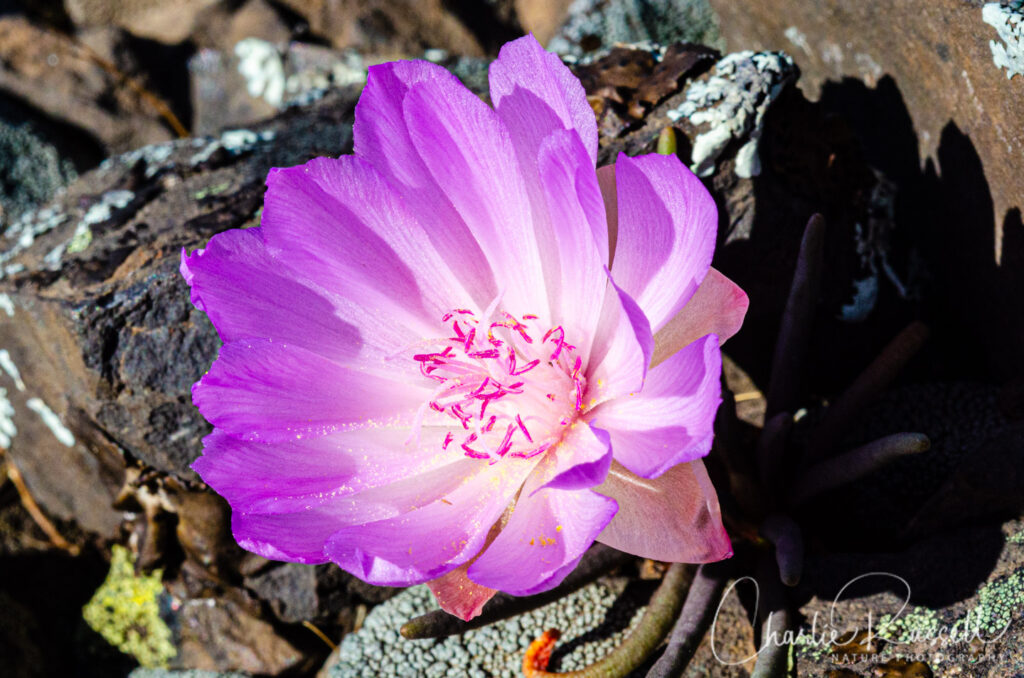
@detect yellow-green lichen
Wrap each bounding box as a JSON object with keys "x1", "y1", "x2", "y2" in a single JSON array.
[{"x1": 82, "y1": 545, "x2": 177, "y2": 668}]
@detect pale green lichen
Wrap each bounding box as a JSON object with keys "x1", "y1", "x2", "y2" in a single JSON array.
[
  {"x1": 194, "y1": 182, "x2": 231, "y2": 200},
  {"x1": 972, "y1": 569, "x2": 1024, "y2": 637},
  {"x1": 83, "y1": 545, "x2": 177, "y2": 669},
  {"x1": 876, "y1": 568, "x2": 1023, "y2": 646},
  {"x1": 876, "y1": 606, "x2": 945, "y2": 644}
]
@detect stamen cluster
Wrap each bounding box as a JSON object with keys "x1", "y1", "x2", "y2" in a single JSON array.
[{"x1": 413, "y1": 309, "x2": 585, "y2": 462}]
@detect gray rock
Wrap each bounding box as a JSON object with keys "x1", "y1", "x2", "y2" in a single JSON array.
[{"x1": 548, "y1": 0, "x2": 723, "y2": 57}]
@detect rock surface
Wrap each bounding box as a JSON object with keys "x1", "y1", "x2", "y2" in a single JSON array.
[{"x1": 708, "y1": 0, "x2": 1024, "y2": 381}]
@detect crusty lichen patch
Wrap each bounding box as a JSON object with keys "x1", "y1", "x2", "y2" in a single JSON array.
[
  {"x1": 667, "y1": 51, "x2": 796, "y2": 179},
  {"x1": 83, "y1": 545, "x2": 177, "y2": 668},
  {"x1": 984, "y1": 2, "x2": 1024, "y2": 80}
]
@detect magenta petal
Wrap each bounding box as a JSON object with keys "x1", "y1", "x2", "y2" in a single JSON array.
[
  {"x1": 652, "y1": 268, "x2": 749, "y2": 366},
  {"x1": 427, "y1": 564, "x2": 498, "y2": 621},
  {"x1": 180, "y1": 228, "x2": 360, "y2": 361},
  {"x1": 227, "y1": 457, "x2": 484, "y2": 564},
  {"x1": 537, "y1": 128, "x2": 610, "y2": 349},
  {"x1": 534, "y1": 422, "x2": 612, "y2": 493},
  {"x1": 402, "y1": 77, "x2": 549, "y2": 317},
  {"x1": 606, "y1": 153, "x2": 717, "y2": 332},
  {"x1": 592, "y1": 334, "x2": 722, "y2": 479},
  {"x1": 192, "y1": 427, "x2": 463, "y2": 515},
  {"x1": 324, "y1": 459, "x2": 536, "y2": 586},
  {"x1": 354, "y1": 60, "x2": 497, "y2": 304},
  {"x1": 231, "y1": 510, "x2": 336, "y2": 563},
  {"x1": 262, "y1": 156, "x2": 473, "y2": 332},
  {"x1": 596, "y1": 460, "x2": 732, "y2": 563},
  {"x1": 489, "y1": 34, "x2": 598, "y2": 168},
  {"x1": 192, "y1": 339, "x2": 427, "y2": 443},
  {"x1": 467, "y1": 475, "x2": 617, "y2": 596}
]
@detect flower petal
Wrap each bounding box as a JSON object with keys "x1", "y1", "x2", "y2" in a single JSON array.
[
  {"x1": 533, "y1": 422, "x2": 612, "y2": 493},
  {"x1": 467, "y1": 475, "x2": 617, "y2": 596},
  {"x1": 262, "y1": 156, "x2": 473, "y2": 334},
  {"x1": 324, "y1": 458, "x2": 537, "y2": 586},
  {"x1": 427, "y1": 562, "x2": 498, "y2": 621},
  {"x1": 652, "y1": 268, "x2": 749, "y2": 367},
  {"x1": 537, "y1": 128, "x2": 610, "y2": 352},
  {"x1": 231, "y1": 509, "x2": 335, "y2": 563},
  {"x1": 402, "y1": 76, "x2": 549, "y2": 317},
  {"x1": 180, "y1": 228, "x2": 360, "y2": 361},
  {"x1": 489, "y1": 34, "x2": 598, "y2": 169},
  {"x1": 192, "y1": 339, "x2": 427, "y2": 443},
  {"x1": 229, "y1": 460, "x2": 481, "y2": 563},
  {"x1": 605, "y1": 154, "x2": 717, "y2": 332},
  {"x1": 592, "y1": 334, "x2": 721, "y2": 479},
  {"x1": 193, "y1": 427, "x2": 459, "y2": 515},
  {"x1": 586, "y1": 275, "x2": 653, "y2": 404},
  {"x1": 353, "y1": 60, "x2": 497, "y2": 305},
  {"x1": 595, "y1": 460, "x2": 732, "y2": 563}
]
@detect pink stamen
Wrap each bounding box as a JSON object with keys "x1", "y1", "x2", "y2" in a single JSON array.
[
  {"x1": 510, "y1": 443, "x2": 550, "y2": 459},
  {"x1": 512, "y1": 358, "x2": 540, "y2": 376},
  {"x1": 442, "y1": 432, "x2": 454, "y2": 450},
  {"x1": 516, "y1": 414, "x2": 533, "y2": 442},
  {"x1": 461, "y1": 433, "x2": 489, "y2": 459},
  {"x1": 495, "y1": 424, "x2": 516, "y2": 457}
]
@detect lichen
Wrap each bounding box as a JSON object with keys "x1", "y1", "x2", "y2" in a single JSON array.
[
  {"x1": 0, "y1": 387, "x2": 15, "y2": 449},
  {"x1": 26, "y1": 397, "x2": 75, "y2": 447},
  {"x1": 667, "y1": 51, "x2": 796, "y2": 179},
  {"x1": 83, "y1": 545, "x2": 177, "y2": 669},
  {"x1": 235, "y1": 38, "x2": 286, "y2": 108},
  {"x1": 983, "y1": 2, "x2": 1024, "y2": 80}
]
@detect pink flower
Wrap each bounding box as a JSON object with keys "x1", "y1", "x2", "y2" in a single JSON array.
[{"x1": 181, "y1": 35, "x2": 748, "y2": 621}]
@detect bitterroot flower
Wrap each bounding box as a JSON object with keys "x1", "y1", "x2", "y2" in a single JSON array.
[{"x1": 181, "y1": 34, "x2": 749, "y2": 621}]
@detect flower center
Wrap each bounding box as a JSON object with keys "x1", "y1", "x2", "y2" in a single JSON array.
[{"x1": 413, "y1": 309, "x2": 585, "y2": 462}]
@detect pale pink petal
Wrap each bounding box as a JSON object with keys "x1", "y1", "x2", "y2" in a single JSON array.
[
  {"x1": 585, "y1": 276, "x2": 653, "y2": 404},
  {"x1": 180, "y1": 228, "x2": 360, "y2": 361},
  {"x1": 489, "y1": 34, "x2": 598, "y2": 168},
  {"x1": 191, "y1": 339, "x2": 428, "y2": 443},
  {"x1": 604, "y1": 154, "x2": 717, "y2": 332},
  {"x1": 467, "y1": 473, "x2": 617, "y2": 596},
  {"x1": 533, "y1": 422, "x2": 612, "y2": 493},
  {"x1": 537, "y1": 129, "x2": 610, "y2": 353},
  {"x1": 591, "y1": 334, "x2": 721, "y2": 479},
  {"x1": 596, "y1": 460, "x2": 732, "y2": 562},
  {"x1": 353, "y1": 60, "x2": 497, "y2": 305},
  {"x1": 324, "y1": 458, "x2": 537, "y2": 586},
  {"x1": 652, "y1": 268, "x2": 749, "y2": 366},
  {"x1": 403, "y1": 77, "x2": 549, "y2": 317},
  {"x1": 427, "y1": 563, "x2": 497, "y2": 621}
]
